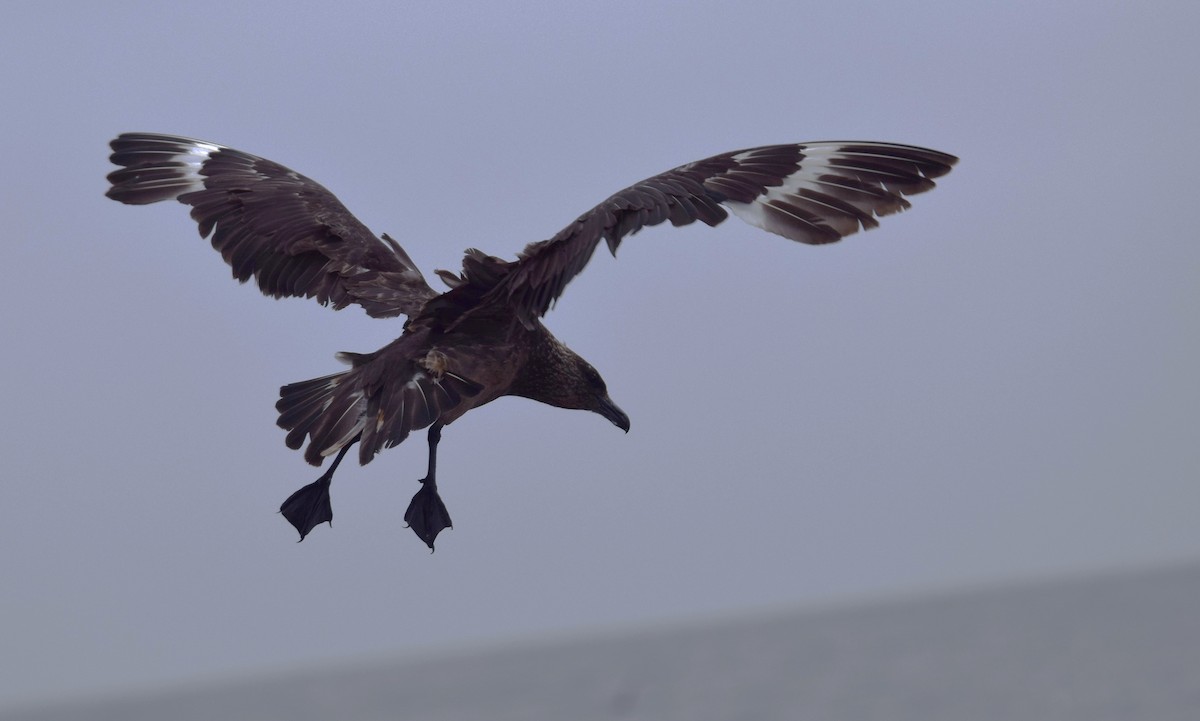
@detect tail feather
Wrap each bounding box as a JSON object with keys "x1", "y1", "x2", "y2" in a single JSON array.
[
  {"x1": 277, "y1": 370, "x2": 366, "y2": 464},
  {"x1": 276, "y1": 359, "x2": 483, "y2": 466},
  {"x1": 357, "y1": 368, "x2": 482, "y2": 464},
  {"x1": 305, "y1": 391, "x2": 368, "y2": 463},
  {"x1": 276, "y1": 373, "x2": 344, "y2": 430}
]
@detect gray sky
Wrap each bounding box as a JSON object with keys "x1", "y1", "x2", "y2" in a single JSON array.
[{"x1": 2, "y1": 0, "x2": 1198, "y2": 709}]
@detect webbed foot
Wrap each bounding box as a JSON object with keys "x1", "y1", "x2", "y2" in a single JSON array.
[
  {"x1": 404, "y1": 478, "x2": 452, "y2": 551},
  {"x1": 279, "y1": 473, "x2": 333, "y2": 541}
]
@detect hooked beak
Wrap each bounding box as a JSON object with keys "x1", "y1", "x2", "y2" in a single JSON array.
[{"x1": 596, "y1": 395, "x2": 630, "y2": 433}]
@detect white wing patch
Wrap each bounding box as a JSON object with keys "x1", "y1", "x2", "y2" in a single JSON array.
[
  {"x1": 140, "y1": 140, "x2": 219, "y2": 197},
  {"x1": 169, "y1": 140, "x2": 219, "y2": 190},
  {"x1": 720, "y1": 143, "x2": 929, "y2": 245}
]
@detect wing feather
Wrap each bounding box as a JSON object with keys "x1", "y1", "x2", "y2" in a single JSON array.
[
  {"x1": 491, "y1": 141, "x2": 956, "y2": 324},
  {"x1": 106, "y1": 133, "x2": 436, "y2": 318}
]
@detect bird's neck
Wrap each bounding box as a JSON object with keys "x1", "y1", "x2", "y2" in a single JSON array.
[{"x1": 508, "y1": 326, "x2": 582, "y2": 408}]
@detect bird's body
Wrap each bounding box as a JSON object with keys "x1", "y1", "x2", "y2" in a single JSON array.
[
  {"x1": 106, "y1": 133, "x2": 955, "y2": 549},
  {"x1": 277, "y1": 311, "x2": 619, "y2": 466}
]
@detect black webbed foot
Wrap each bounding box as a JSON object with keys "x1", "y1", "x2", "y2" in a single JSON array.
[
  {"x1": 280, "y1": 443, "x2": 353, "y2": 542},
  {"x1": 404, "y1": 478, "x2": 452, "y2": 551},
  {"x1": 279, "y1": 473, "x2": 333, "y2": 541}
]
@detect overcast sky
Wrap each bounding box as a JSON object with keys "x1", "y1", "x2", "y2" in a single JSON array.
[{"x1": 2, "y1": 0, "x2": 1198, "y2": 710}]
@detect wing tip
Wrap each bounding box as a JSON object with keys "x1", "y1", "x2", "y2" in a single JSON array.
[{"x1": 105, "y1": 132, "x2": 220, "y2": 205}]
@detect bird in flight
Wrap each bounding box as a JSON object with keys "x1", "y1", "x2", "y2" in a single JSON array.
[{"x1": 106, "y1": 133, "x2": 956, "y2": 550}]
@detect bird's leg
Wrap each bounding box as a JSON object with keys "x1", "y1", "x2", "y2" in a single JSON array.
[
  {"x1": 279, "y1": 441, "x2": 354, "y2": 541},
  {"x1": 404, "y1": 423, "x2": 452, "y2": 550}
]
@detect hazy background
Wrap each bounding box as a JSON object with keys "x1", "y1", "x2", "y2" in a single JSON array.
[{"x1": 2, "y1": 0, "x2": 1197, "y2": 710}]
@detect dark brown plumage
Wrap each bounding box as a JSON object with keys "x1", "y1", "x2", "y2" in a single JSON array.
[{"x1": 106, "y1": 133, "x2": 956, "y2": 549}]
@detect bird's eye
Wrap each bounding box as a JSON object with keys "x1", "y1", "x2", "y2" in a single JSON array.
[{"x1": 582, "y1": 364, "x2": 604, "y2": 390}]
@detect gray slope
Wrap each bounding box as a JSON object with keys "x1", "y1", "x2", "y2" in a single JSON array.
[{"x1": 8, "y1": 562, "x2": 1200, "y2": 721}]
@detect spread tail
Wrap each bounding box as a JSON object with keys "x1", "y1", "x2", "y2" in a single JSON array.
[{"x1": 276, "y1": 356, "x2": 483, "y2": 466}]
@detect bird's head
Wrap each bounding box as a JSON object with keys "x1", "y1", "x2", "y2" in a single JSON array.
[
  {"x1": 572, "y1": 357, "x2": 630, "y2": 433},
  {"x1": 513, "y1": 331, "x2": 631, "y2": 433}
]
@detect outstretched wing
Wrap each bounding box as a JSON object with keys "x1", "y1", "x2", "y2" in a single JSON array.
[
  {"x1": 106, "y1": 133, "x2": 436, "y2": 319},
  {"x1": 494, "y1": 141, "x2": 957, "y2": 323}
]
